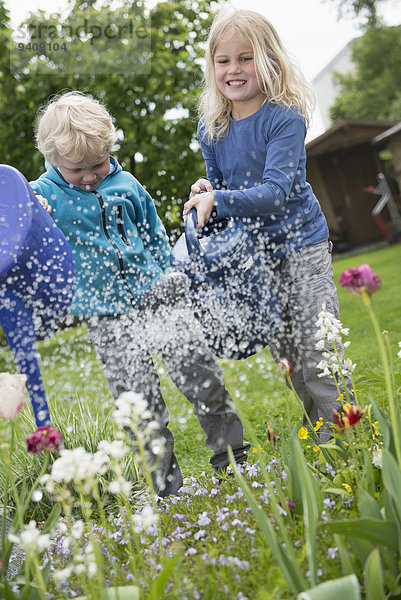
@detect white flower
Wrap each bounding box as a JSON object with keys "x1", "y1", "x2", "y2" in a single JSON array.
[
  {"x1": 132, "y1": 504, "x2": 159, "y2": 533},
  {"x1": 108, "y1": 477, "x2": 132, "y2": 498},
  {"x1": 113, "y1": 392, "x2": 152, "y2": 430},
  {"x1": 8, "y1": 520, "x2": 51, "y2": 554},
  {"x1": 53, "y1": 566, "x2": 73, "y2": 582},
  {"x1": 48, "y1": 447, "x2": 110, "y2": 492},
  {"x1": 98, "y1": 439, "x2": 130, "y2": 459},
  {"x1": 71, "y1": 519, "x2": 85, "y2": 540},
  {"x1": 398, "y1": 342, "x2": 401, "y2": 359},
  {"x1": 315, "y1": 305, "x2": 349, "y2": 348},
  {"x1": 0, "y1": 373, "x2": 26, "y2": 420},
  {"x1": 372, "y1": 446, "x2": 383, "y2": 469}
]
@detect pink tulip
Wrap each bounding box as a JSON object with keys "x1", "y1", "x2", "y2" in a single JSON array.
[
  {"x1": 339, "y1": 264, "x2": 381, "y2": 295},
  {"x1": 26, "y1": 426, "x2": 64, "y2": 454},
  {"x1": 0, "y1": 373, "x2": 26, "y2": 420}
]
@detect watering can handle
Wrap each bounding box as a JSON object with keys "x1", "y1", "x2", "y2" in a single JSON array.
[{"x1": 185, "y1": 208, "x2": 202, "y2": 256}]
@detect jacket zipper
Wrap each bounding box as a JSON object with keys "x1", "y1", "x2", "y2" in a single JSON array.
[
  {"x1": 117, "y1": 205, "x2": 130, "y2": 246},
  {"x1": 94, "y1": 192, "x2": 136, "y2": 306}
]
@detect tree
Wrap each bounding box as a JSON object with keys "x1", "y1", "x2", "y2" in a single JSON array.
[
  {"x1": 324, "y1": 0, "x2": 391, "y2": 28},
  {"x1": 329, "y1": 24, "x2": 401, "y2": 122},
  {"x1": 1, "y1": 0, "x2": 219, "y2": 234}
]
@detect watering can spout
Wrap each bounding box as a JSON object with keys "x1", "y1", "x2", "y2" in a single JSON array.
[{"x1": 0, "y1": 164, "x2": 75, "y2": 427}]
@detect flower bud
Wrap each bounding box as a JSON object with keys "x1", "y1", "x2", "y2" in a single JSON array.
[
  {"x1": 274, "y1": 358, "x2": 293, "y2": 378},
  {"x1": 26, "y1": 426, "x2": 64, "y2": 453},
  {"x1": 339, "y1": 264, "x2": 381, "y2": 296},
  {"x1": 0, "y1": 373, "x2": 26, "y2": 420}
]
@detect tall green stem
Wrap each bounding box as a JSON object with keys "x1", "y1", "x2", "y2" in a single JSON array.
[{"x1": 362, "y1": 289, "x2": 401, "y2": 467}]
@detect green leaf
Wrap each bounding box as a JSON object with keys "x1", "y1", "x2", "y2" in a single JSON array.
[
  {"x1": 147, "y1": 552, "x2": 182, "y2": 600},
  {"x1": 381, "y1": 449, "x2": 401, "y2": 523},
  {"x1": 74, "y1": 586, "x2": 140, "y2": 600},
  {"x1": 41, "y1": 503, "x2": 62, "y2": 536},
  {"x1": 360, "y1": 450, "x2": 376, "y2": 496},
  {"x1": 228, "y1": 448, "x2": 307, "y2": 594},
  {"x1": 358, "y1": 487, "x2": 382, "y2": 520},
  {"x1": 297, "y1": 574, "x2": 361, "y2": 600},
  {"x1": 371, "y1": 401, "x2": 392, "y2": 450},
  {"x1": 323, "y1": 519, "x2": 398, "y2": 551},
  {"x1": 4, "y1": 581, "x2": 19, "y2": 600},
  {"x1": 334, "y1": 534, "x2": 357, "y2": 576},
  {"x1": 364, "y1": 548, "x2": 385, "y2": 600},
  {"x1": 291, "y1": 435, "x2": 322, "y2": 587}
]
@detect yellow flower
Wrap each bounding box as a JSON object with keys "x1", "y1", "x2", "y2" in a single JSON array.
[
  {"x1": 374, "y1": 492, "x2": 380, "y2": 499},
  {"x1": 336, "y1": 393, "x2": 344, "y2": 402},
  {"x1": 313, "y1": 445, "x2": 320, "y2": 454},
  {"x1": 342, "y1": 483, "x2": 353, "y2": 493},
  {"x1": 298, "y1": 426, "x2": 309, "y2": 440},
  {"x1": 314, "y1": 418, "x2": 323, "y2": 431},
  {"x1": 373, "y1": 421, "x2": 380, "y2": 433}
]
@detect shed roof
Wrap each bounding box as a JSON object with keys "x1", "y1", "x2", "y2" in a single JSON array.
[
  {"x1": 306, "y1": 119, "x2": 397, "y2": 157},
  {"x1": 372, "y1": 121, "x2": 401, "y2": 144}
]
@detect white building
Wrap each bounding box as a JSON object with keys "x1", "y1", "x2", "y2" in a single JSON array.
[{"x1": 312, "y1": 40, "x2": 357, "y2": 131}]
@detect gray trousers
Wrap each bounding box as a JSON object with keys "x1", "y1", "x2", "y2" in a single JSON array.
[
  {"x1": 269, "y1": 241, "x2": 353, "y2": 436},
  {"x1": 86, "y1": 282, "x2": 248, "y2": 497}
]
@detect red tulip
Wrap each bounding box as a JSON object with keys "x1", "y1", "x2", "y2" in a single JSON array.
[{"x1": 332, "y1": 404, "x2": 366, "y2": 433}]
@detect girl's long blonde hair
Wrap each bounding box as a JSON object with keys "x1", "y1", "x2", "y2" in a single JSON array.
[{"x1": 199, "y1": 8, "x2": 316, "y2": 141}]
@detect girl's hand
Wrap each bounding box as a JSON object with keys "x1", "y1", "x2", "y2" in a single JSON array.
[
  {"x1": 33, "y1": 191, "x2": 51, "y2": 213},
  {"x1": 189, "y1": 178, "x2": 213, "y2": 199},
  {"x1": 183, "y1": 191, "x2": 215, "y2": 229}
]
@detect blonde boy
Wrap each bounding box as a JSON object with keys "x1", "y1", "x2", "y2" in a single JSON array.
[{"x1": 30, "y1": 91, "x2": 250, "y2": 496}]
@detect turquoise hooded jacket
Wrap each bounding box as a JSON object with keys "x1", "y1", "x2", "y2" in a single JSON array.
[{"x1": 30, "y1": 157, "x2": 171, "y2": 316}]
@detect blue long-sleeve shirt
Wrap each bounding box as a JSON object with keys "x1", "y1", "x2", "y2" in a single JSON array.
[{"x1": 198, "y1": 102, "x2": 328, "y2": 261}]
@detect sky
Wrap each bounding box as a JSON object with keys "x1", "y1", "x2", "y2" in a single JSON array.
[{"x1": 4, "y1": 0, "x2": 400, "y2": 140}]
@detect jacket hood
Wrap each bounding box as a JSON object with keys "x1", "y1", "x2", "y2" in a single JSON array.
[{"x1": 42, "y1": 156, "x2": 121, "y2": 190}]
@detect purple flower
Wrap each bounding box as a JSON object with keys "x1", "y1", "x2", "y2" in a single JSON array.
[
  {"x1": 339, "y1": 264, "x2": 381, "y2": 296},
  {"x1": 26, "y1": 426, "x2": 63, "y2": 453}
]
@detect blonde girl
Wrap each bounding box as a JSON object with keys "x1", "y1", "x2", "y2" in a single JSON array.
[{"x1": 184, "y1": 8, "x2": 352, "y2": 435}]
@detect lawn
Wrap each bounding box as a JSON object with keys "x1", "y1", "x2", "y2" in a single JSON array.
[{"x1": 0, "y1": 241, "x2": 400, "y2": 599}]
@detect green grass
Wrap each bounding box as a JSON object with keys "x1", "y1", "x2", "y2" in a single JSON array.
[
  {"x1": 1, "y1": 242, "x2": 401, "y2": 599},
  {"x1": 1, "y1": 242, "x2": 400, "y2": 477}
]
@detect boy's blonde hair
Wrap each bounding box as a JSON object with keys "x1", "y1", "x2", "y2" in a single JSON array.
[
  {"x1": 199, "y1": 9, "x2": 316, "y2": 141},
  {"x1": 35, "y1": 91, "x2": 118, "y2": 165}
]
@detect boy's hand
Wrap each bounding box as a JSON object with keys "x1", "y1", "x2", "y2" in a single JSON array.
[
  {"x1": 33, "y1": 191, "x2": 51, "y2": 213},
  {"x1": 189, "y1": 178, "x2": 213, "y2": 199},
  {"x1": 183, "y1": 191, "x2": 215, "y2": 229}
]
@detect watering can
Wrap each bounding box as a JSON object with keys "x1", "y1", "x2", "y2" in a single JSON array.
[
  {"x1": 171, "y1": 208, "x2": 282, "y2": 359},
  {"x1": 0, "y1": 164, "x2": 75, "y2": 426}
]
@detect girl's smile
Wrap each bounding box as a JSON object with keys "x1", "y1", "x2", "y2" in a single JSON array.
[{"x1": 214, "y1": 35, "x2": 265, "y2": 119}]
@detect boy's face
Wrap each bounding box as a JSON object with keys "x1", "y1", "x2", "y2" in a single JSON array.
[{"x1": 56, "y1": 155, "x2": 110, "y2": 191}]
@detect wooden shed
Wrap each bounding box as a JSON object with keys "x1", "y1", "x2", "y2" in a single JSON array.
[{"x1": 306, "y1": 119, "x2": 397, "y2": 251}]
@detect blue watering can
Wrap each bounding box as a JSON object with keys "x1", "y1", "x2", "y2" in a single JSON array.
[
  {"x1": 171, "y1": 209, "x2": 282, "y2": 359},
  {"x1": 0, "y1": 165, "x2": 75, "y2": 426}
]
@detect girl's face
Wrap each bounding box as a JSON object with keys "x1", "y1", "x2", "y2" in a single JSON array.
[
  {"x1": 56, "y1": 155, "x2": 110, "y2": 191},
  {"x1": 213, "y1": 33, "x2": 265, "y2": 118}
]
